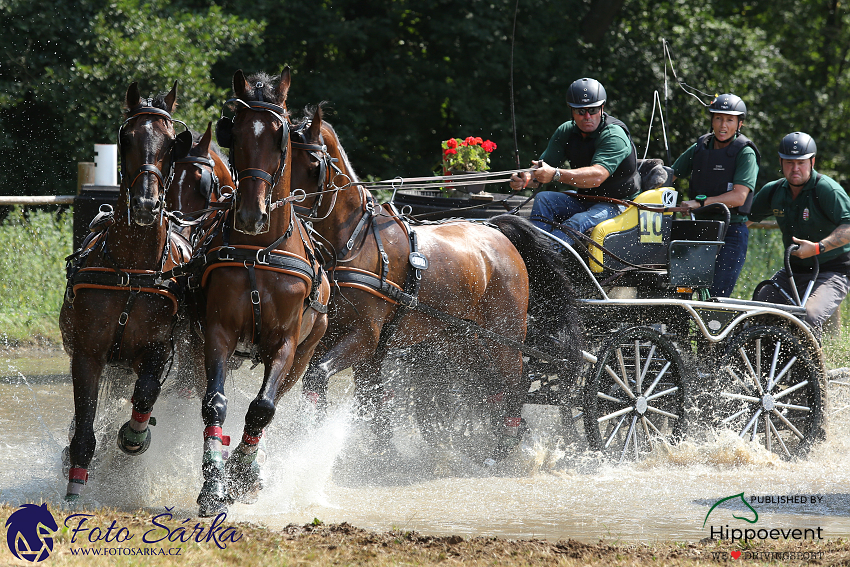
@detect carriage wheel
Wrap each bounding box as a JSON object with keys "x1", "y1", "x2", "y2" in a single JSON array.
[
  {"x1": 711, "y1": 325, "x2": 826, "y2": 458},
  {"x1": 583, "y1": 326, "x2": 689, "y2": 462}
]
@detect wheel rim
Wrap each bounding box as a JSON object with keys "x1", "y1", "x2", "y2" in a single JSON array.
[
  {"x1": 584, "y1": 327, "x2": 688, "y2": 462},
  {"x1": 714, "y1": 326, "x2": 824, "y2": 458}
]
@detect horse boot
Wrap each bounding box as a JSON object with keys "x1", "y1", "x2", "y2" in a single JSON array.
[
  {"x1": 225, "y1": 432, "x2": 264, "y2": 504},
  {"x1": 117, "y1": 411, "x2": 156, "y2": 455},
  {"x1": 197, "y1": 426, "x2": 230, "y2": 517},
  {"x1": 65, "y1": 467, "x2": 89, "y2": 503}
]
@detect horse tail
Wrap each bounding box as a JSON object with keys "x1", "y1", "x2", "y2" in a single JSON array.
[{"x1": 489, "y1": 214, "x2": 583, "y2": 366}]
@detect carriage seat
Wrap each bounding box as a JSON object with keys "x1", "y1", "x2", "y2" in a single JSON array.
[{"x1": 587, "y1": 188, "x2": 678, "y2": 274}]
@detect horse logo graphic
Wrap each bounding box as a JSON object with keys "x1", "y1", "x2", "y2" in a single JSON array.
[
  {"x1": 5, "y1": 503, "x2": 58, "y2": 562},
  {"x1": 703, "y1": 492, "x2": 759, "y2": 528}
]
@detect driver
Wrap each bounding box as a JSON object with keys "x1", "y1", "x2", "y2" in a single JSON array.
[
  {"x1": 749, "y1": 132, "x2": 850, "y2": 339},
  {"x1": 509, "y1": 77, "x2": 640, "y2": 245}
]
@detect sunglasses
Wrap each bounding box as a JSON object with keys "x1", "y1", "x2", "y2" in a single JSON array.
[{"x1": 573, "y1": 106, "x2": 602, "y2": 116}]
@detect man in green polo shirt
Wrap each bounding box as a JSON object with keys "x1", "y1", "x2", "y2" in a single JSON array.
[
  {"x1": 749, "y1": 132, "x2": 850, "y2": 339},
  {"x1": 509, "y1": 77, "x2": 640, "y2": 245},
  {"x1": 671, "y1": 93, "x2": 760, "y2": 298}
]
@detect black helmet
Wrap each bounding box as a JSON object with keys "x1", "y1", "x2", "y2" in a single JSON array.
[
  {"x1": 709, "y1": 93, "x2": 747, "y2": 118},
  {"x1": 567, "y1": 78, "x2": 607, "y2": 108},
  {"x1": 778, "y1": 132, "x2": 817, "y2": 160}
]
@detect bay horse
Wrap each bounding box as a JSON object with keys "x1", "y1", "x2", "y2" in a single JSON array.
[
  {"x1": 290, "y1": 106, "x2": 582, "y2": 460},
  {"x1": 59, "y1": 81, "x2": 194, "y2": 501},
  {"x1": 197, "y1": 68, "x2": 330, "y2": 516}
]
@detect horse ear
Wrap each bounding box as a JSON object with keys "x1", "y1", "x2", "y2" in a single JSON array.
[
  {"x1": 277, "y1": 66, "x2": 291, "y2": 106},
  {"x1": 233, "y1": 69, "x2": 249, "y2": 99},
  {"x1": 197, "y1": 122, "x2": 213, "y2": 155},
  {"x1": 308, "y1": 106, "x2": 323, "y2": 141},
  {"x1": 125, "y1": 82, "x2": 141, "y2": 109},
  {"x1": 164, "y1": 80, "x2": 178, "y2": 114}
]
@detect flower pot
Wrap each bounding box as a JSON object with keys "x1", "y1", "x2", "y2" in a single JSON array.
[{"x1": 449, "y1": 171, "x2": 487, "y2": 195}]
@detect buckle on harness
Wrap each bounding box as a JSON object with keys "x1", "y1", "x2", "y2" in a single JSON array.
[
  {"x1": 256, "y1": 249, "x2": 270, "y2": 265},
  {"x1": 118, "y1": 312, "x2": 129, "y2": 326},
  {"x1": 118, "y1": 272, "x2": 130, "y2": 287},
  {"x1": 251, "y1": 290, "x2": 261, "y2": 305},
  {"x1": 219, "y1": 246, "x2": 235, "y2": 261}
]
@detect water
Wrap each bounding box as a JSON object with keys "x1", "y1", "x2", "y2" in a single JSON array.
[{"x1": 2, "y1": 350, "x2": 850, "y2": 542}]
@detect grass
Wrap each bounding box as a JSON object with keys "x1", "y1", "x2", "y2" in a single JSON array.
[
  {"x1": 2, "y1": 504, "x2": 848, "y2": 566},
  {"x1": 0, "y1": 207, "x2": 71, "y2": 346}
]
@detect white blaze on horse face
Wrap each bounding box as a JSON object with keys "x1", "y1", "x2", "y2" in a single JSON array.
[{"x1": 252, "y1": 118, "x2": 266, "y2": 139}]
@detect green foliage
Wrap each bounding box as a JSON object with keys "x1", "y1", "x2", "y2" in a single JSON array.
[{"x1": 0, "y1": 208, "x2": 71, "y2": 344}]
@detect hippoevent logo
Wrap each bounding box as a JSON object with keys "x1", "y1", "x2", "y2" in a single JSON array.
[
  {"x1": 5, "y1": 505, "x2": 243, "y2": 561},
  {"x1": 703, "y1": 492, "x2": 824, "y2": 544},
  {"x1": 5, "y1": 504, "x2": 58, "y2": 562}
]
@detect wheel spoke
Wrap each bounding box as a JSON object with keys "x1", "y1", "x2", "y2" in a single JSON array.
[
  {"x1": 739, "y1": 409, "x2": 762, "y2": 438},
  {"x1": 725, "y1": 366, "x2": 755, "y2": 395},
  {"x1": 642, "y1": 361, "x2": 671, "y2": 398},
  {"x1": 772, "y1": 408, "x2": 806, "y2": 440},
  {"x1": 646, "y1": 386, "x2": 678, "y2": 402},
  {"x1": 773, "y1": 401, "x2": 810, "y2": 412},
  {"x1": 605, "y1": 364, "x2": 635, "y2": 399},
  {"x1": 767, "y1": 357, "x2": 798, "y2": 393},
  {"x1": 598, "y1": 405, "x2": 634, "y2": 423},
  {"x1": 638, "y1": 345, "x2": 657, "y2": 393},
  {"x1": 604, "y1": 415, "x2": 627, "y2": 448},
  {"x1": 755, "y1": 338, "x2": 762, "y2": 391},
  {"x1": 768, "y1": 415, "x2": 792, "y2": 457},
  {"x1": 616, "y1": 348, "x2": 630, "y2": 392},
  {"x1": 764, "y1": 414, "x2": 771, "y2": 453},
  {"x1": 643, "y1": 415, "x2": 663, "y2": 436},
  {"x1": 720, "y1": 392, "x2": 760, "y2": 403},
  {"x1": 646, "y1": 405, "x2": 678, "y2": 420},
  {"x1": 737, "y1": 347, "x2": 763, "y2": 395},
  {"x1": 634, "y1": 341, "x2": 642, "y2": 394},
  {"x1": 767, "y1": 340, "x2": 781, "y2": 388},
  {"x1": 721, "y1": 408, "x2": 748, "y2": 425},
  {"x1": 773, "y1": 379, "x2": 809, "y2": 401},
  {"x1": 597, "y1": 391, "x2": 627, "y2": 404},
  {"x1": 619, "y1": 416, "x2": 638, "y2": 464}
]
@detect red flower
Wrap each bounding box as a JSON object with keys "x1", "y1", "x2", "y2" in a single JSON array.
[
  {"x1": 445, "y1": 138, "x2": 458, "y2": 149},
  {"x1": 464, "y1": 136, "x2": 478, "y2": 146},
  {"x1": 444, "y1": 148, "x2": 458, "y2": 155},
  {"x1": 482, "y1": 140, "x2": 497, "y2": 152},
  {"x1": 473, "y1": 137, "x2": 484, "y2": 145}
]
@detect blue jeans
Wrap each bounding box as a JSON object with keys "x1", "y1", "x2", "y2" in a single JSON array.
[
  {"x1": 530, "y1": 191, "x2": 624, "y2": 245},
  {"x1": 711, "y1": 222, "x2": 749, "y2": 298}
]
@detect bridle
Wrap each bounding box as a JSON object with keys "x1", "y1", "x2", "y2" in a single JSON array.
[
  {"x1": 290, "y1": 121, "x2": 351, "y2": 222},
  {"x1": 118, "y1": 104, "x2": 189, "y2": 225},
  {"x1": 216, "y1": 84, "x2": 293, "y2": 234},
  {"x1": 174, "y1": 155, "x2": 221, "y2": 205}
]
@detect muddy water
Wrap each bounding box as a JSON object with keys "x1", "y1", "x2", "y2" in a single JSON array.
[{"x1": 2, "y1": 350, "x2": 850, "y2": 542}]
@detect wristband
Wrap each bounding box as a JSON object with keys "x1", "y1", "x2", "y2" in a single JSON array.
[{"x1": 817, "y1": 242, "x2": 825, "y2": 255}]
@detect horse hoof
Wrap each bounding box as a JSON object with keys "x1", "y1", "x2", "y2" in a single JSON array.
[
  {"x1": 225, "y1": 458, "x2": 263, "y2": 504},
  {"x1": 197, "y1": 481, "x2": 228, "y2": 517},
  {"x1": 117, "y1": 421, "x2": 152, "y2": 455},
  {"x1": 64, "y1": 493, "x2": 81, "y2": 503}
]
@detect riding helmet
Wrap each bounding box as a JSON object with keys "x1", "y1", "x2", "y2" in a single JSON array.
[
  {"x1": 567, "y1": 78, "x2": 607, "y2": 108},
  {"x1": 778, "y1": 132, "x2": 817, "y2": 160},
  {"x1": 708, "y1": 93, "x2": 747, "y2": 118}
]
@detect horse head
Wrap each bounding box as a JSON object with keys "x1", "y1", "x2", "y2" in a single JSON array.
[
  {"x1": 120, "y1": 81, "x2": 191, "y2": 226},
  {"x1": 170, "y1": 122, "x2": 232, "y2": 214},
  {"x1": 291, "y1": 105, "x2": 356, "y2": 219},
  {"x1": 221, "y1": 68, "x2": 291, "y2": 235}
]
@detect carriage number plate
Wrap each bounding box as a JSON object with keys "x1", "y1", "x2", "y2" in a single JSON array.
[{"x1": 639, "y1": 210, "x2": 663, "y2": 244}]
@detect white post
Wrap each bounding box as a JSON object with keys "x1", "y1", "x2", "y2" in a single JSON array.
[{"x1": 94, "y1": 144, "x2": 118, "y2": 186}]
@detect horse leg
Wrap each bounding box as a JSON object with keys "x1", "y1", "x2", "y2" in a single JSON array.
[
  {"x1": 66, "y1": 354, "x2": 105, "y2": 501},
  {"x1": 197, "y1": 336, "x2": 232, "y2": 517},
  {"x1": 302, "y1": 331, "x2": 372, "y2": 413},
  {"x1": 117, "y1": 351, "x2": 167, "y2": 455},
  {"x1": 491, "y1": 347, "x2": 528, "y2": 460},
  {"x1": 353, "y1": 355, "x2": 393, "y2": 452},
  {"x1": 227, "y1": 338, "x2": 297, "y2": 504}
]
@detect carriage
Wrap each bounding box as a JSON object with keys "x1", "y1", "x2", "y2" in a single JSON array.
[{"x1": 391, "y1": 183, "x2": 827, "y2": 463}]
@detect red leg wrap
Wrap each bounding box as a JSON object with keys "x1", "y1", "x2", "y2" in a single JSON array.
[
  {"x1": 69, "y1": 467, "x2": 89, "y2": 484},
  {"x1": 204, "y1": 426, "x2": 231, "y2": 446}
]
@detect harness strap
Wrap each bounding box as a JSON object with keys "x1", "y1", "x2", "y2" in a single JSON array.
[
  {"x1": 245, "y1": 263, "x2": 262, "y2": 365},
  {"x1": 108, "y1": 289, "x2": 140, "y2": 363},
  {"x1": 340, "y1": 198, "x2": 375, "y2": 259}
]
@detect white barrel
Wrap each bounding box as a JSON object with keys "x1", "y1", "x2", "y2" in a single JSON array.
[{"x1": 94, "y1": 144, "x2": 118, "y2": 186}]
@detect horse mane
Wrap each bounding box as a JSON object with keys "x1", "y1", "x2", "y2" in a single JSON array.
[{"x1": 295, "y1": 104, "x2": 360, "y2": 184}]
